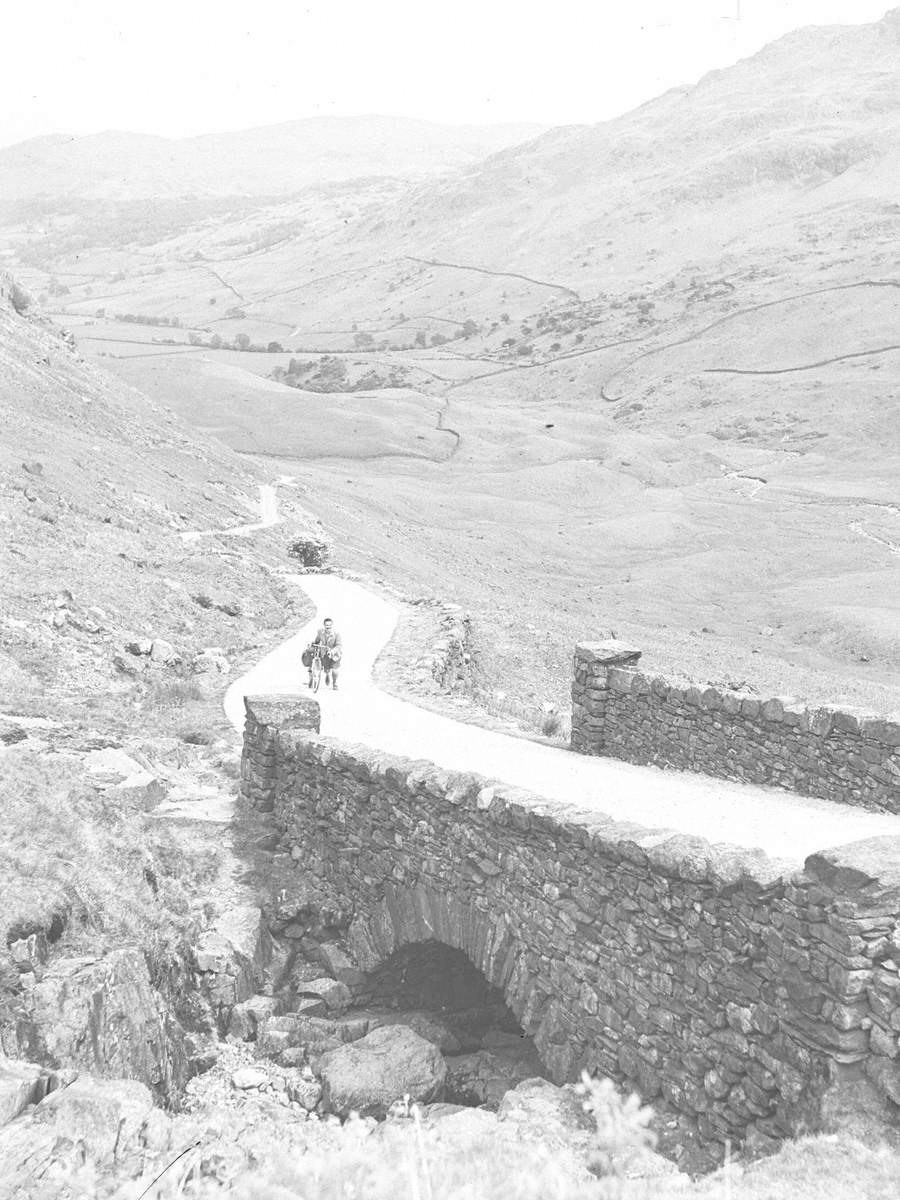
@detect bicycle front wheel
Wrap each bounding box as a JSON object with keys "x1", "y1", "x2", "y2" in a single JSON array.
[{"x1": 311, "y1": 658, "x2": 323, "y2": 692}]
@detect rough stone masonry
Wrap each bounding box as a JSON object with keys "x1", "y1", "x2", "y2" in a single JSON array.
[
  {"x1": 571, "y1": 641, "x2": 900, "y2": 813},
  {"x1": 242, "y1": 697, "x2": 900, "y2": 1155}
]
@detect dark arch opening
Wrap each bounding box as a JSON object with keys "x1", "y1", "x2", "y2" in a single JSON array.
[{"x1": 351, "y1": 939, "x2": 548, "y2": 1108}]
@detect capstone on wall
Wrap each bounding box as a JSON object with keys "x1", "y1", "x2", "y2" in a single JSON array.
[
  {"x1": 571, "y1": 642, "x2": 900, "y2": 813},
  {"x1": 241, "y1": 697, "x2": 900, "y2": 1155}
]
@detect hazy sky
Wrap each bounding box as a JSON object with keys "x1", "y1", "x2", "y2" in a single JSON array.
[{"x1": 1, "y1": 0, "x2": 892, "y2": 146}]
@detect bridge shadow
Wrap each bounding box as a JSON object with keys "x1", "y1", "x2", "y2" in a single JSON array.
[
  {"x1": 344, "y1": 884, "x2": 570, "y2": 1083},
  {"x1": 350, "y1": 938, "x2": 548, "y2": 1108}
]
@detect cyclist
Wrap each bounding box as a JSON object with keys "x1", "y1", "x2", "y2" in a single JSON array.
[{"x1": 312, "y1": 617, "x2": 342, "y2": 690}]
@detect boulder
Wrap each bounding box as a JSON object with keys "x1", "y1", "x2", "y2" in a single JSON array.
[
  {"x1": 376, "y1": 1011, "x2": 462, "y2": 1055},
  {"x1": 149, "y1": 638, "x2": 176, "y2": 663},
  {"x1": 256, "y1": 1012, "x2": 342, "y2": 1064},
  {"x1": 319, "y1": 1024, "x2": 447, "y2": 1119},
  {"x1": 84, "y1": 748, "x2": 165, "y2": 808},
  {"x1": 113, "y1": 653, "x2": 141, "y2": 677},
  {"x1": 30, "y1": 1076, "x2": 163, "y2": 1162},
  {"x1": 417, "y1": 1103, "x2": 498, "y2": 1139},
  {"x1": 498, "y1": 1077, "x2": 593, "y2": 1145},
  {"x1": 228, "y1": 994, "x2": 282, "y2": 1041},
  {"x1": 286, "y1": 1070, "x2": 322, "y2": 1111},
  {"x1": 497, "y1": 1077, "x2": 676, "y2": 1181},
  {"x1": 0, "y1": 1075, "x2": 171, "y2": 1197},
  {"x1": 444, "y1": 1050, "x2": 544, "y2": 1109},
  {"x1": 496, "y1": 1078, "x2": 595, "y2": 1182},
  {"x1": 126, "y1": 639, "x2": 153, "y2": 656},
  {"x1": 318, "y1": 941, "x2": 365, "y2": 987},
  {"x1": 296, "y1": 977, "x2": 352, "y2": 1012},
  {"x1": 192, "y1": 648, "x2": 230, "y2": 675},
  {"x1": 231, "y1": 1067, "x2": 269, "y2": 1091},
  {"x1": 194, "y1": 906, "x2": 275, "y2": 1028},
  {"x1": 8, "y1": 932, "x2": 48, "y2": 975},
  {"x1": 336, "y1": 1016, "x2": 370, "y2": 1043}
]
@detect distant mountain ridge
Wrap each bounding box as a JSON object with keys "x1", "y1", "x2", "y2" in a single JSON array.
[{"x1": 0, "y1": 116, "x2": 546, "y2": 201}]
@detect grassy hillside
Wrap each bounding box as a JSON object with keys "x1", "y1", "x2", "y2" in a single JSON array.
[
  {"x1": 0, "y1": 292, "x2": 317, "y2": 723},
  {"x1": 3, "y1": 11, "x2": 899, "y2": 729}
]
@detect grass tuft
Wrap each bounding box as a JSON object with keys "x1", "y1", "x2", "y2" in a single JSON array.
[{"x1": 142, "y1": 677, "x2": 206, "y2": 709}]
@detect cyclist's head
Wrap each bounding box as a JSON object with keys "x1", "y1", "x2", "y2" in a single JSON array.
[{"x1": 324, "y1": 618, "x2": 333, "y2": 628}]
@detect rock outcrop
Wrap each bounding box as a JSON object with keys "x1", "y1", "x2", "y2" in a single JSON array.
[{"x1": 0, "y1": 948, "x2": 188, "y2": 1101}]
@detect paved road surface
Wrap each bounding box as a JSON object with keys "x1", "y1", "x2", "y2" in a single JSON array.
[{"x1": 224, "y1": 574, "x2": 900, "y2": 866}]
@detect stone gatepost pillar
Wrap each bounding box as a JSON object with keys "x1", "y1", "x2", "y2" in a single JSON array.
[
  {"x1": 241, "y1": 695, "x2": 320, "y2": 811},
  {"x1": 571, "y1": 640, "x2": 642, "y2": 755}
]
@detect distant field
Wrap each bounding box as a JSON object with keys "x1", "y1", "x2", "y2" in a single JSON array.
[{"x1": 103, "y1": 353, "x2": 454, "y2": 462}]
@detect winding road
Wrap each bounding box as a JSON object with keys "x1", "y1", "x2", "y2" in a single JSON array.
[{"x1": 225, "y1": 571, "x2": 900, "y2": 867}]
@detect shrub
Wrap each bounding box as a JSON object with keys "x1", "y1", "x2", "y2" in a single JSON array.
[
  {"x1": 179, "y1": 729, "x2": 213, "y2": 746},
  {"x1": 541, "y1": 711, "x2": 563, "y2": 738},
  {"x1": 8, "y1": 281, "x2": 32, "y2": 314},
  {"x1": 142, "y1": 678, "x2": 205, "y2": 709}
]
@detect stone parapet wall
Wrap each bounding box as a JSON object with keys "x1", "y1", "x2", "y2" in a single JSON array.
[
  {"x1": 240, "y1": 696, "x2": 321, "y2": 811},
  {"x1": 571, "y1": 641, "x2": 900, "y2": 813},
  {"x1": 242, "y1": 708, "x2": 900, "y2": 1154}
]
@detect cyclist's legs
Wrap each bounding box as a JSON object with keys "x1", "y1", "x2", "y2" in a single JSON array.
[{"x1": 324, "y1": 654, "x2": 339, "y2": 688}]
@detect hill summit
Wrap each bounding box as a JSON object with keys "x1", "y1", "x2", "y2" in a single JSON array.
[{"x1": 0, "y1": 115, "x2": 545, "y2": 204}]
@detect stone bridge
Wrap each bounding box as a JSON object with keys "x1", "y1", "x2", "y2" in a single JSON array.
[{"x1": 241, "y1": 696, "x2": 900, "y2": 1155}]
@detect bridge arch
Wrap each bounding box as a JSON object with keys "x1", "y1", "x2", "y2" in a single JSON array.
[{"x1": 344, "y1": 884, "x2": 562, "y2": 1070}]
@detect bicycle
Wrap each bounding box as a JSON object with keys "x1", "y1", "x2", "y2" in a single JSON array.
[{"x1": 307, "y1": 643, "x2": 325, "y2": 693}]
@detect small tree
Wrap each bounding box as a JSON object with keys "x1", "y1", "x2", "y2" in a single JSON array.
[
  {"x1": 414, "y1": 330, "x2": 427, "y2": 348},
  {"x1": 234, "y1": 333, "x2": 251, "y2": 351},
  {"x1": 8, "y1": 281, "x2": 32, "y2": 314},
  {"x1": 267, "y1": 341, "x2": 284, "y2": 353},
  {"x1": 460, "y1": 319, "x2": 479, "y2": 338},
  {"x1": 353, "y1": 331, "x2": 375, "y2": 350}
]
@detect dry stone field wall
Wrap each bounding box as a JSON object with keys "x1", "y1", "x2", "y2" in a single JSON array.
[
  {"x1": 427, "y1": 603, "x2": 472, "y2": 692},
  {"x1": 571, "y1": 642, "x2": 900, "y2": 813},
  {"x1": 241, "y1": 698, "x2": 900, "y2": 1154}
]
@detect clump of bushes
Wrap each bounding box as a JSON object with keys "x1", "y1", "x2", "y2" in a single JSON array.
[{"x1": 272, "y1": 356, "x2": 412, "y2": 393}]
